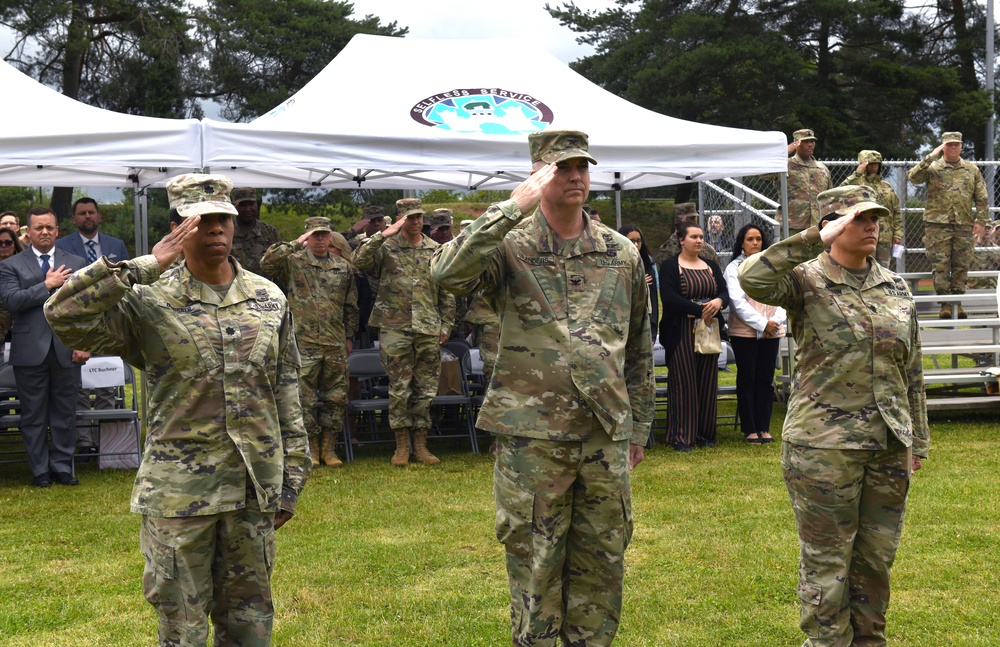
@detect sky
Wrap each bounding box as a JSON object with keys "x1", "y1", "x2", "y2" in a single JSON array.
[{"x1": 347, "y1": 0, "x2": 607, "y2": 63}]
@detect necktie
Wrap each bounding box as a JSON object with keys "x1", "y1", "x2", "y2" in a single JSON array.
[
  {"x1": 86, "y1": 240, "x2": 97, "y2": 263},
  {"x1": 40, "y1": 254, "x2": 50, "y2": 275}
]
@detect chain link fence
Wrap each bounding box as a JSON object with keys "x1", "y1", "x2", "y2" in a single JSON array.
[{"x1": 701, "y1": 160, "x2": 1000, "y2": 287}]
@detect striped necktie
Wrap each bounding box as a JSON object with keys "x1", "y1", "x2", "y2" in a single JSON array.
[{"x1": 86, "y1": 240, "x2": 97, "y2": 263}]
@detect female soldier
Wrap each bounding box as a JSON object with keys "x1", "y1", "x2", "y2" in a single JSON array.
[{"x1": 738, "y1": 185, "x2": 928, "y2": 647}]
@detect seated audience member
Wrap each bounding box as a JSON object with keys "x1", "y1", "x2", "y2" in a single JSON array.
[
  {"x1": 723, "y1": 225, "x2": 786, "y2": 444},
  {"x1": 659, "y1": 221, "x2": 729, "y2": 451}
]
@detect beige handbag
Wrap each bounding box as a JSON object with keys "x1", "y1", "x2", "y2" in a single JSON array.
[{"x1": 693, "y1": 318, "x2": 722, "y2": 355}]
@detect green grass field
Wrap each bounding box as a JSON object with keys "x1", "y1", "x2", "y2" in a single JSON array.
[{"x1": 1, "y1": 408, "x2": 997, "y2": 646}]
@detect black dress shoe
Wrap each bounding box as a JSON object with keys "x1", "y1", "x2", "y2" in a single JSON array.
[
  {"x1": 670, "y1": 442, "x2": 693, "y2": 453},
  {"x1": 52, "y1": 472, "x2": 80, "y2": 486},
  {"x1": 33, "y1": 475, "x2": 52, "y2": 488}
]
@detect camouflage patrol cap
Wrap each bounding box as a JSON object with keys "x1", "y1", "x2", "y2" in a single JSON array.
[
  {"x1": 231, "y1": 187, "x2": 258, "y2": 205},
  {"x1": 817, "y1": 185, "x2": 888, "y2": 224},
  {"x1": 166, "y1": 173, "x2": 239, "y2": 218},
  {"x1": 792, "y1": 129, "x2": 817, "y2": 142},
  {"x1": 363, "y1": 205, "x2": 386, "y2": 220},
  {"x1": 858, "y1": 150, "x2": 883, "y2": 164},
  {"x1": 303, "y1": 216, "x2": 333, "y2": 235},
  {"x1": 528, "y1": 129, "x2": 598, "y2": 165},
  {"x1": 396, "y1": 198, "x2": 425, "y2": 218},
  {"x1": 674, "y1": 202, "x2": 699, "y2": 220},
  {"x1": 428, "y1": 208, "x2": 453, "y2": 230},
  {"x1": 942, "y1": 132, "x2": 963, "y2": 143}
]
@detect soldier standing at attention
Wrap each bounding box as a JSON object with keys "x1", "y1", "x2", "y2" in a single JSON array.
[
  {"x1": 739, "y1": 185, "x2": 928, "y2": 647},
  {"x1": 44, "y1": 174, "x2": 311, "y2": 646},
  {"x1": 908, "y1": 131, "x2": 990, "y2": 318},
  {"x1": 840, "y1": 150, "x2": 903, "y2": 267},
  {"x1": 262, "y1": 216, "x2": 358, "y2": 468},
  {"x1": 230, "y1": 187, "x2": 282, "y2": 276},
  {"x1": 431, "y1": 130, "x2": 654, "y2": 646},
  {"x1": 353, "y1": 198, "x2": 455, "y2": 466},
  {"x1": 767, "y1": 129, "x2": 831, "y2": 236}
]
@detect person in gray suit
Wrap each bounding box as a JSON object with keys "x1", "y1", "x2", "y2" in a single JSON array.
[
  {"x1": 0, "y1": 207, "x2": 89, "y2": 487},
  {"x1": 55, "y1": 198, "x2": 130, "y2": 263},
  {"x1": 55, "y1": 197, "x2": 131, "y2": 455}
]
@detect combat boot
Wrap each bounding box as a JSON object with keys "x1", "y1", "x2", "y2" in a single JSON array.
[
  {"x1": 938, "y1": 303, "x2": 952, "y2": 319},
  {"x1": 412, "y1": 428, "x2": 441, "y2": 465},
  {"x1": 957, "y1": 304, "x2": 968, "y2": 319},
  {"x1": 322, "y1": 431, "x2": 343, "y2": 468},
  {"x1": 391, "y1": 430, "x2": 410, "y2": 467},
  {"x1": 309, "y1": 435, "x2": 322, "y2": 465}
]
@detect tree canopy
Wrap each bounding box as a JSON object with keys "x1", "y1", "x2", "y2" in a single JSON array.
[{"x1": 547, "y1": 0, "x2": 997, "y2": 159}]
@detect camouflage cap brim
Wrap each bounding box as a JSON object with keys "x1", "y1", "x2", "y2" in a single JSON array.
[
  {"x1": 177, "y1": 201, "x2": 239, "y2": 219},
  {"x1": 848, "y1": 201, "x2": 890, "y2": 218},
  {"x1": 539, "y1": 149, "x2": 598, "y2": 165}
]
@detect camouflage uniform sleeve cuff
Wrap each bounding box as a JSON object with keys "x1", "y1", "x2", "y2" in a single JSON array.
[
  {"x1": 496, "y1": 199, "x2": 523, "y2": 222},
  {"x1": 280, "y1": 487, "x2": 298, "y2": 514},
  {"x1": 630, "y1": 422, "x2": 652, "y2": 446},
  {"x1": 131, "y1": 255, "x2": 162, "y2": 285}
]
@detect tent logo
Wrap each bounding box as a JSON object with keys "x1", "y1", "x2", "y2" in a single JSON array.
[{"x1": 411, "y1": 88, "x2": 553, "y2": 135}]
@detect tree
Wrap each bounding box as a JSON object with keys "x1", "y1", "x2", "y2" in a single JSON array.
[{"x1": 194, "y1": 0, "x2": 407, "y2": 122}]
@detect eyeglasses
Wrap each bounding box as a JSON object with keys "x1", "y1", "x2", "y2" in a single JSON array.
[{"x1": 0, "y1": 240, "x2": 14, "y2": 247}]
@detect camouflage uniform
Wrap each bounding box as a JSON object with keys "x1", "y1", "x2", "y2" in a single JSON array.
[
  {"x1": 431, "y1": 132, "x2": 654, "y2": 646},
  {"x1": 353, "y1": 199, "x2": 455, "y2": 464},
  {"x1": 908, "y1": 132, "x2": 990, "y2": 304},
  {"x1": 840, "y1": 150, "x2": 903, "y2": 266},
  {"x1": 765, "y1": 129, "x2": 831, "y2": 234},
  {"x1": 464, "y1": 293, "x2": 500, "y2": 380},
  {"x1": 230, "y1": 188, "x2": 282, "y2": 276},
  {"x1": 261, "y1": 217, "x2": 359, "y2": 466},
  {"x1": 738, "y1": 187, "x2": 928, "y2": 647},
  {"x1": 44, "y1": 174, "x2": 311, "y2": 647}
]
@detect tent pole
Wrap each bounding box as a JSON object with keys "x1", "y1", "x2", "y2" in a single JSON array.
[{"x1": 614, "y1": 172, "x2": 622, "y2": 229}]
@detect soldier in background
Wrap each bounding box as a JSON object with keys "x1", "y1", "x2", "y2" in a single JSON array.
[
  {"x1": 765, "y1": 129, "x2": 831, "y2": 236},
  {"x1": 431, "y1": 129, "x2": 653, "y2": 646},
  {"x1": 653, "y1": 202, "x2": 719, "y2": 264},
  {"x1": 353, "y1": 198, "x2": 455, "y2": 466},
  {"x1": 908, "y1": 131, "x2": 990, "y2": 318},
  {"x1": 739, "y1": 185, "x2": 927, "y2": 647},
  {"x1": 230, "y1": 187, "x2": 281, "y2": 275},
  {"x1": 45, "y1": 173, "x2": 310, "y2": 646},
  {"x1": 341, "y1": 205, "x2": 389, "y2": 251},
  {"x1": 262, "y1": 217, "x2": 358, "y2": 468},
  {"x1": 343, "y1": 206, "x2": 390, "y2": 348},
  {"x1": 840, "y1": 150, "x2": 903, "y2": 267},
  {"x1": 427, "y1": 208, "x2": 454, "y2": 245}
]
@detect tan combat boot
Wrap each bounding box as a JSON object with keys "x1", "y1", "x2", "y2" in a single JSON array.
[
  {"x1": 939, "y1": 303, "x2": 952, "y2": 319},
  {"x1": 956, "y1": 304, "x2": 968, "y2": 319},
  {"x1": 411, "y1": 428, "x2": 441, "y2": 465},
  {"x1": 391, "y1": 430, "x2": 410, "y2": 467},
  {"x1": 309, "y1": 435, "x2": 322, "y2": 465},
  {"x1": 322, "y1": 431, "x2": 343, "y2": 468}
]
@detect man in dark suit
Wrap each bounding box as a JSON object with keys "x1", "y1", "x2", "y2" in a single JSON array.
[
  {"x1": 55, "y1": 197, "x2": 130, "y2": 263},
  {"x1": 0, "y1": 207, "x2": 89, "y2": 487},
  {"x1": 56, "y1": 197, "x2": 130, "y2": 455}
]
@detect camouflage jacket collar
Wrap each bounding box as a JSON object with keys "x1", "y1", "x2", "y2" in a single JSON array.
[
  {"x1": 392, "y1": 233, "x2": 437, "y2": 250},
  {"x1": 819, "y1": 251, "x2": 894, "y2": 291},
  {"x1": 530, "y1": 208, "x2": 608, "y2": 257},
  {"x1": 790, "y1": 154, "x2": 822, "y2": 168},
  {"x1": 175, "y1": 257, "x2": 262, "y2": 306}
]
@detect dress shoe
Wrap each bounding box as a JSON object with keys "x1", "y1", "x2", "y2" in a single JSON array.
[
  {"x1": 670, "y1": 442, "x2": 693, "y2": 453},
  {"x1": 52, "y1": 472, "x2": 80, "y2": 486},
  {"x1": 33, "y1": 474, "x2": 51, "y2": 488},
  {"x1": 746, "y1": 433, "x2": 763, "y2": 444}
]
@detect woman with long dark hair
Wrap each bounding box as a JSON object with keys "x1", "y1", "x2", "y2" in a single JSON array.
[
  {"x1": 724, "y1": 224, "x2": 786, "y2": 443},
  {"x1": 618, "y1": 224, "x2": 657, "y2": 341},
  {"x1": 659, "y1": 221, "x2": 729, "y2": 451}
]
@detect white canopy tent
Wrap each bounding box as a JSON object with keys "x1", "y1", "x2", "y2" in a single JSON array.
[
  {"x1": 203, "y1": 34, "x2": 788, "y2": 192},
  {"x1": 0, "y1": 60, "x2": 202, "y2": 189}
]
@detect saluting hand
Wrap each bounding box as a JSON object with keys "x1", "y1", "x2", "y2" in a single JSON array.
[
  {"x1": 511, "y1": 163, "x2": 556, "y2": 214},
  {"x1": 381, "y1": 217, "x2": 405, "y2": 238},
  {"x1": 819, "y1": 209, "x2": 856, "y2": 247},
  {"x1": 152, "y1": 215, "x2": 200, "y2": 272}
]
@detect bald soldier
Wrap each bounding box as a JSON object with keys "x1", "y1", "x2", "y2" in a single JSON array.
[
  {"x1": 44, "y1": 173, "x2": 310, "y2": 646},
  {"x1": 908, "y1": 131, "x2": 990, "y2": 318},
  {"x1": 353, "y1": 198, "x2": 455, "y2": 466},
  {"x1": 432, "y1": 129, "x2": 654, "y2": 646}
]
